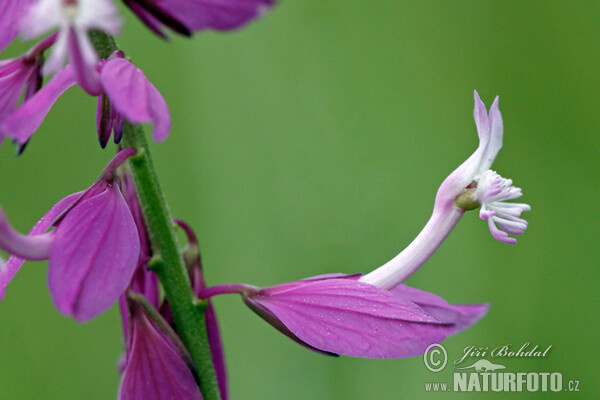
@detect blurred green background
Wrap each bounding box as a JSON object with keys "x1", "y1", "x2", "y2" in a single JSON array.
[{"x1": 0, "y1": 0, "x2": 598, "y2": 398}]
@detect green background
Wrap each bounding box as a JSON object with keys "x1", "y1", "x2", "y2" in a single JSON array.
[{"x1": 0, "y1": 1, "x2": 598, "y2": 398}]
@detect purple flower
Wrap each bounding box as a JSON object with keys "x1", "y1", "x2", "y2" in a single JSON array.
[
  {"x1": 197, "y1": 92, "x2": 535, "y2": 358},
  {"x1": 201, "y1": 276, "x2": 487, "y2": 358},
  {"x1": 0, "y1": 0, "x2": 36, "y2": 52},
  {"x1": 0, "y1": 54, "x2": 170, "y2": 150},
  {"x1": 0, "y1": 148, "x2": 140, "y2": 322},
  {"x1": 0, "y1": 35, "x2": 56, "y2": 119},
  {"x1": 361, "y1": 91, "x2": 530, "y2": 290},
  {"x1": 0, "y1": 58, "x2": 38, "y2": 118},
  {"x1": 118, "y1": 297, "x2": 202, "y2": 400},
  {"x1": 20, "y1": 0, "x2": 122, "y2": 95},
  {"x1": 123, "y1": 0, "x2": 274, "y2": 38}
]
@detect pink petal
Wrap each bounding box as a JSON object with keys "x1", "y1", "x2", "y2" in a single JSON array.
[
  {"x1": 48, "y1": 185, "x2": 140, "y2": 322},
  {"x1": 480, "y1": 96, "x2": 503, "y2": 171},
  {"x1": 0, "y1": 0, "x2": 33, "y2": 52},
  {"x1": 118, "y1": 304, "x2": 202, "y2": 400},
  {"x1": 0, "y1": 65, "x2": 77, "y2": 145},
  {"x1": 100, "y1": 58, "x2": 171, "y2": 141},
  {"x1": 0, "y1": 59, "x2": 35, "y2": 115},
  {"x1": 473, "y1": 89, "x2": 490, "y2": 144},
  {"x1": 0, "y1": 192, "x2": 82, "y2": 300},
  {"x1": 248, "y1": 278, "x2": 454, "y2": 358},
  {"x1": 391, "y1": 285, "x2": 489, "y2": 335},
  {"x1": 68, "y1": 27, "x2": 103, "y2": 96},
  {"x1": 155, "y1": 0, "x2": 274, "y2": 32}
]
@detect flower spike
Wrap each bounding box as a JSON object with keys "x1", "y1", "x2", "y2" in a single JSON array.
[{"x1": 123, "y1": 0, "x2": 275, "y2": 39}]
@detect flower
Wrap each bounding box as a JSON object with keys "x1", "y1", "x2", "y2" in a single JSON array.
[
  {"x1": 201, "y1": 275, "x2": 487, "y2": 358},
  {"x1": 0, "y1": 52, "x2": 170, "y2": 150},
  {"x1": 197, "y1": 92, "x2": 534, "y2": 358},
  {"x1": 20, "y1": 0, "x2": 122, "y2": 95},
  {"x1": 118, "y1": 295, "x2": 202, "y2": 400},
  {"x1": 0, "y1": 0, "x2": 36, "y2": 52},
  {"x1": 123, "y1": 0, "x2": 275, "y2": 39},
  {"x1": 0, "y1": 148, "x2": 140, "y2": 322},
  {"x1": 361, "y1": 90, "x2": 530, "y2": 290},
  {"x1": 0, "y1": 35, "x2": 56, "y2": 119}
]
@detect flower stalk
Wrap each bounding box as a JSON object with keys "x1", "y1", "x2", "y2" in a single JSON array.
[{"x1": 89, "y1": 33, "x2": 220, "y2": 400}]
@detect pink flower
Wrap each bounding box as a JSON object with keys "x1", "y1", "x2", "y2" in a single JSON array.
[
  {"x1": 0, "y1": 35, "x2": 56, "y2": 118},
  {"x1": 199, "y1": 92, "x2": 532, "y2": 359},
  {"x1": 201, "y1": 275, "x2": 487, "y2": 359},
  {"x1": 0, "y1": 0, "x2": 36, "y2": 52},
  {"x1": 361, "y1": 90, "x2": 530, "y2": 290},
  {"x1": 20, "y1": 0, "x2": 122, "y2": 95},
  {"x1": 0, "y1": 53, "x2": 170, "y2": 150},
  {"x1": 119, "y1": 297, "x2": 202, "y2": 400},
  {"x1": 0, "y1": 148, "x2": 140, "y2": 322}
]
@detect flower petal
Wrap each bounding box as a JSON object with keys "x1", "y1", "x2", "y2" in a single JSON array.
[
  {"x1": 0, "y1": 0, "x2": 34, "y2": 52},
  {"x1": 100, "y1": 58, "x2": 171, "y2": 141},
  {"x1": 391, "y1": 285, "x2": 488, "y2": 335},
  {"x1": 0, "y1": 65, "x2": 77, "y2": 145},
  {"x1": 118, "y1": 303, "x2": 202, "y2": 400},
  {"x1": 0, "y1": 192, "x2": 82, "y2": 300},
  {"x1": 434, "y1": 90, "x2": 492, "y2": 208},
  {"x1": 123, "y1": 1, "x2": 168, "y2": 38},
  {"x1": 479, "y1": 96, "x2": 503, "y2": 171},
  {"x1": 247, "y1": 278, "x2": 454, "y2": 358},
  {"x1": 155, "y1": 0, "x2": 274, "y2": 32},
  {"x1": 0, "y1": 59, "x2": 35, "y2": 115},
  {"x1": 48, "y1": 185, "x2": 140, "y2": 322},
  {"x1": 68, "y1": 27, "x2": 103, "y2": 96}
]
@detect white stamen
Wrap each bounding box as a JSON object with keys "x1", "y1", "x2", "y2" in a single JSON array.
[{"x1": 475, "y1": 170, "x2": 530, "y2": 244}]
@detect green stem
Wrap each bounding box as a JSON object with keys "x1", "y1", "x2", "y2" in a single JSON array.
[
  {"x1": 122, "y1": 124, "x2": 220, "y2": 400},
  {"x1": 89, "y1": 32, "x2": 220, "y2": 400}
]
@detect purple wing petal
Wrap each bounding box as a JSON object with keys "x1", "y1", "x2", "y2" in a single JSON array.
[
  {"x1": 391, "y1": 285, "x2": 489, "y2": 335},
  {"x1": 248, "y1": 279, "x2": 454, "y2": 358},
  {"x1": 0, "y1": 65, "x2": 76, "y2": 145},
  {"x1": 118, "y1": 305, "x2": 202, "y2": 400},
  {"x1": 48, "y1": 185, "x2": 140, "y2": 322},
  {"x1": 68, "y1": 27, "x2": 103, "y2": 96},
  {"x1": 100, "y1": 58, "x2": 171, "y2": 141},
  {"x1": 0, "y1": 59, "x2": 35, "y2": 116},
  {"x1": 0, "y1": 192, "x2": 82, "y2": 300},
  {"x1": 0, "y1": 0, "x2": 33, "y2": 52},
  {"x1": 155, "y1": 0, "x2": 274, "y2": 32}
]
